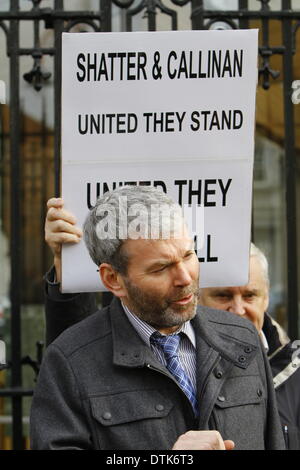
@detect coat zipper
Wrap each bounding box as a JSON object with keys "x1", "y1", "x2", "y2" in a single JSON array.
[
  {"x1": 198, "y1": 354, "x2": 221, "y2": 407},
  {"x1": 146, "y1": 353, "x2": 221, "y2": 424},
  {"x1": 145, "y1": 363, "x2": 196, "y2": 418}
]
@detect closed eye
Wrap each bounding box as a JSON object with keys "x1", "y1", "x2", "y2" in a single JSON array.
[
  {"x1": 212, "y1": 292, "x2": 232, "y2": 301},
  {"x1": 153, "y1": 265, "x2": 168, "y2": 273},
  {"x1": 217, "y1": 294, "x2": 230, "y2": 299},
  {"x1": 243, "y1": 293, "x2": 256, "y2": 300}
]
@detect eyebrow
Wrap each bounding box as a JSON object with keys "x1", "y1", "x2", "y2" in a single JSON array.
[
  {"x1": 244, "y1": 289, "x2": 260, "y2": 295},
  {"x1": 210, "y1": 289, "x2": 233, "y2": 296},
  {"x1": 147, "y1": 245, "x2": 195, "y2": 272},
  {"x1": 211, "y1": 288, "x2": 261, "y2": 296}
]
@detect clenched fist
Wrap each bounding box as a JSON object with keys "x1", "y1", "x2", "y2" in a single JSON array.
[
  {"x1": 45, "y1": 198, "x2": 82, "y2": 282},
  {"x1": 172, "y1": 430, "x2": 235, "y2": 451}
]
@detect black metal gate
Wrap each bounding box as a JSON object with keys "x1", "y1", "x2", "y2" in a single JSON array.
[{"x1": 0, "y1": 0, "x2": 299, "y2": 450}]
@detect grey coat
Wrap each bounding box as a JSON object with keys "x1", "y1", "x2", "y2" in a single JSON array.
[{"x1": 30, "y1": 298, "x2": 285, "y2": 450}]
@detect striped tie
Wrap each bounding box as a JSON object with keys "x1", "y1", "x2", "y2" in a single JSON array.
[{"x1": 151, "y1": 332, "x2": 199, "y2": 416}]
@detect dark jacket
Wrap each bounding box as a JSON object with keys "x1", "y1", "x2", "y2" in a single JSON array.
[
  {"x1": 33, "y1": 297, "x2": 284, "y2": 450},
  {"x1": 263, "y1": 314, "x2": 300, "y2": 449},
  {"x1": 44, "y1": 267, "x2": 98, "y2": 346}
]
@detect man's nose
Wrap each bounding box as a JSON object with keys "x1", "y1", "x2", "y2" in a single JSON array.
[
  {"x1": 173, "y1": 263, "x2": 192, "y2": 287},
  {"x1": 228, "y1": 297, "x2": 246, "y2": 316}
]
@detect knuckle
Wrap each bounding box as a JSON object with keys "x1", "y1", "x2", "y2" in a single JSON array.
[
  {"x1": 47, "y1": 207, "x2": 57, "y2": 219},
  {"x1": 185, "y1": 430, "x2": 196, "y2": 437},
  {"x1": 62, "y1": 233, "x2": 75, "y2": 244},
  {"x1": 56, "y1": 219, "x2": 65, "y2": 231},
  {"x1": 46, "y1": 198, "x2": 56, "y2": 208},
  {"x1": 202, "y1": 443, "x2": 213, "y2": 451},
  {"x1": 47, "y1": 197, "x2": 62, "y2": 208}
]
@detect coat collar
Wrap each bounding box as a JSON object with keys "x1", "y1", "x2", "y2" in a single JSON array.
[
  {"x1": 191, "y1": 307, "x2": 258, "y2": 369},
  {"x1": 263, "y1": 313, "x2": 290, "y2": 357},
  {"x1": 109, "y1": 298, "x2": 258, "y2": 370},
  {"x1": 109, "y1": 297, "x2": 158, "y2": 369}
]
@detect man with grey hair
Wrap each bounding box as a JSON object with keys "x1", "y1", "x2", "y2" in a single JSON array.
[
  {"x1": 199, "y1": 243, "x2": 300, "y2": 449},
  {"x1": 32, "y1": 186, "x2": 284, "y2": 450}
]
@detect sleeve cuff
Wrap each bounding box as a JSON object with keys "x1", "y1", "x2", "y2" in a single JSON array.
[{"x1": 44, "y1": 266, "x2": 80, "y2": 302}]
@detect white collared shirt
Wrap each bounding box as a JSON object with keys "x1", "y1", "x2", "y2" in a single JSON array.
[
  {"x1": 260, "y1": 330, "x2": 269, "y2": 354},
  {"x1": 121, "y1": 302, "x2": 197, "y2": 392}
]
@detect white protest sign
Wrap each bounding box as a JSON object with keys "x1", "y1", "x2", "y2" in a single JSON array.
[{"x1": 61, "y1": 29, "x2": 258, "y2": 293}]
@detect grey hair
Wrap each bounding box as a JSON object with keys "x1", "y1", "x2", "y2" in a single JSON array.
[
  {"x1": 250, "y1": 242, "x2": 270, "y2": 287},
  {"x1": 83, "y1": 186, "x2": 184, "y2": 273}
]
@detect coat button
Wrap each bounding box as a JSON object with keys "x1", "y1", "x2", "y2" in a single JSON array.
[
  {"x1": 257, "y1": 389, "x2": 263, "y2": 397},
  {"x1": 102, "y1": 412, "x2": 112, "y2": 420},
  {"x1": 156, "y1": 404, "x2": 164, "y2": 412},
  {"x1": 217, "y1": 395, "x2": 225, "y2": 402},
  {"x1": 214, "y1": 369, "x2": 223, "y2": 379},
  {"x1": 238, "y1": 355, "x2": 246, "y2": 363},
  {"x1": 244, "y1": 346, "x2": 252, "y2": 353}
]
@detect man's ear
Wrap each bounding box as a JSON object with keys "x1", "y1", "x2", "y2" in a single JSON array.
[{"x1": 99, "y1": 263, "x2": 127, "y2": 298}]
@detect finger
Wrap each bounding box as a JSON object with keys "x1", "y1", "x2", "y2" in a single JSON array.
[
  {"x1": 224, "y1": 440, "x2": 235, "y2": 450},
  {"x1": 213, "y1": 431, "x2": 226, "y2": 450},
  {"x1": 48, "y1": 232, "x2": 82, "y2": 245},
  {"x1": 47, "y1": 197, "x2": 64, "y2": 209},
  {"x1": 46, "y1": 207, "x2": 78, "y2": 226},
  {"x1": 46, "y1": 219, "x2": 83, "y2": 237}
]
